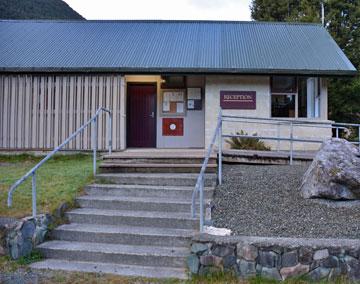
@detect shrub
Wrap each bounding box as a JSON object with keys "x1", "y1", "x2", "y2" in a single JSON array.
[{"x1": 226, "y1": 130, "x2": 271, "y2": 151}]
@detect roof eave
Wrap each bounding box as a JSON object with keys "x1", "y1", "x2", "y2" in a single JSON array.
[{"x1": 0, "y1": 67, "x2": 357, "y2": 77}]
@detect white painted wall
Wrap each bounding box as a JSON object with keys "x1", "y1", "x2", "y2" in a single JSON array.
[{"x1": 204, "y1": 75, "x2": 332, "y2": 151}]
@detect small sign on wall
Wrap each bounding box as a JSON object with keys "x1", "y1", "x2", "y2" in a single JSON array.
[
  {"x1": 220, "y1": 91, "x2": 256, "y2": 109},
  {"x1": 162, "y1": 118, "x2": 184, "y2": 136}
]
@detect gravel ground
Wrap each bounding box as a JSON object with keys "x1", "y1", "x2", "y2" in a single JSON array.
[{"x1": 212, "y1": 164, "x2": 360, "y2": 239}]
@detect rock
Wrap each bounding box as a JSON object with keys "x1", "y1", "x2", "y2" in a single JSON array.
[
  {"x1": 54, "y1": 202, "x2": 69, "y2": 219},
  {"x1": 344, "y1": 255, "x2": 360, "y2": 280},
  {"x1": 313, "y1": 249, "x2": 329, "y2": 260},
  {"x1": 187, "y1": 255, "x2": 200, "y2": 274},
  {"x1": 6, "y1": 219, "x2": 36, "y2": 260},
  {"x1": 321, "y1": 256, "x2": 339, "y2": 268},
  {"x1": 280, "y1": 263, "x2": 309, "y2": 280},
  {"x1": 308, "y1": 267, "x2": 331, "y2": 280},
  {"x1": 199, "y1": 265, "x2": 223, "y2": 276},
  {"x1": 258, "y1": 250, "x2": 280, "y2": 268},
  {"x1": 191, "y1": 243, "x2": 209, "y2": 255},
  {"x1": 256, "y1": 264, "x2": 263, "y2": 274},
  {"x1": 237, "y1": 244, "x2": 258, "y2": 261},
  {"x1": 328, "y1": 267, "x2": 342, "y2": 280},
  {"x1": 212, "y1": 245, "x2": 235, "y2": 257},
  {"x1": 0, "y1": 225, "x2": 6, "y2": 256},
  {"x1": 5, "y1": 214, "x2": 53, "y2": 260},
  {"x1": 282, "y1": 250, "x2": 298, "y2": 267},
  {"x1": 223, "y1": 255, "x2": 236, "y2": 268},
  {"x1": 299, "y1": 247, "x2": 313, "y2": 264},
  {"x1": 199, "y1": 255, "x2": 223, "y2": 267},
  {"x1": 261, "y1": 267, "x2": 282, "y2": 281},
  {"x1": 238, "y1": 260, "x2": 256, "y2": 277},
  {"x1": 300, "y1": 139, "x2": 360, "y2": 200},
  {"x1": 347, "y1": 248, "x2": 360, "y2": 259}
]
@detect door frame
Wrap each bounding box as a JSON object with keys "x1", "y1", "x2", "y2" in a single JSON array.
[{"x1": 126, "y1": 82, "x2": 157, "y2": 148}]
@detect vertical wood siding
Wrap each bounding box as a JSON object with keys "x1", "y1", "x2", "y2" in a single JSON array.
[{"x1": 0, "y1": 74, "x2": 122, "y2": 150}]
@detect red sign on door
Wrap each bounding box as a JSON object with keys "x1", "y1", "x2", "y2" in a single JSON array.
[{"x1": 220, "y1": 91, "x2": 256, "y2": 109}]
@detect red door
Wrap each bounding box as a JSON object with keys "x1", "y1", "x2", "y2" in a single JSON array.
[{"x1": 127, "y1": 84, "x2": 157, "y2": 147}]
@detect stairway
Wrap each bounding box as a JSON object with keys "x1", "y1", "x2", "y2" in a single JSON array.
[{"x1": 30, "y1": 150, "x2": 217, "y2": 279}]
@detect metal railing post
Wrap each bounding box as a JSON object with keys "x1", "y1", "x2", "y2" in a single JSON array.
[
  {"x1": 108, "y1": 112, "x2": 112, "y2": 154},
  {"x1": 289, "y1": 122, "x2": 293, "y2": 165},
  {"x1": 92, "y1": 117, "x2": 97, "y2": 176},
  {"x1": 32, "y1": 172, "x2": 37, "y2": 217},
  {"x1": 277, "y1": 122, "x2": 280, "y2": 151},
  {"x1": 199, "y1": 176, "x2": 204, "y2": 233},
  {"x1": 358, "y1": 126, "x2": 360, "y2": 149},
  {"x1": 218, "y1": 109, "x2": 222, "y2": 185},
  {"x1": 336, "y1": 127, "x2": 339, "y2": 138}
]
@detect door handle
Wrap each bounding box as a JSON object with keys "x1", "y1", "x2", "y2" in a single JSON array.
[{"x1": 150, "y1": 112, "x2": 155, "y2": 118}]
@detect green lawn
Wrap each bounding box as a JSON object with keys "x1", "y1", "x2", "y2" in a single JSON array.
[{"x1": 0, "y1": 154, "x2": 93, "y2": 218}]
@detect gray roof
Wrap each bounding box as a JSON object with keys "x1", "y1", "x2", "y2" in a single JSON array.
[{"x1": 0, "y1": 20, "x2": 356, "y2": 75}]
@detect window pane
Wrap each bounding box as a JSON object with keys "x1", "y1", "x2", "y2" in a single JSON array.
[
  {"x1": 271, "y1": 95, "x2": 296, "y2": 117},
  {"x1": 271, "y1": 76, "x2": 297, "y2": 93},
  {"x1": 298, "y1": 77, "x2": 320, "y2": 118}
]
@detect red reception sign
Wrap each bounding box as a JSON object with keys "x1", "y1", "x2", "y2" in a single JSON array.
[{"x1": 220, "y1": 91, "x2": 256, "y2": 109}]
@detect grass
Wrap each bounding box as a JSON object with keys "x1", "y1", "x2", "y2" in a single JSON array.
[{"x1": 0, "y1": 154, "x2": 93, "y2": 218}]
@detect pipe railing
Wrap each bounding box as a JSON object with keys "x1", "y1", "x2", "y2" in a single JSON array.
[
  {"x1": 7, "y1": 107, "x2": 112, "y2": 217},
  {"x1": 191, "y1": 110, "x2": 360, "y2": 232},
  {"x1": 191, "y1": 109, "x2": 222, "y2": 232}
]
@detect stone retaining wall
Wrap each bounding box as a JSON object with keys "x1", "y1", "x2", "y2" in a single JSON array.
[
  {"x1": 1, "y1": 214, "x2": 53, "y2": 259},
  {"x1": 188, "y1": 234, "x2": 360, "y2": 281}
]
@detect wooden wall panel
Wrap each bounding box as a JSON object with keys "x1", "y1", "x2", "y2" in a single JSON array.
[{"x1": 0, "y1": 74, "x2": 122, "y2": 151}]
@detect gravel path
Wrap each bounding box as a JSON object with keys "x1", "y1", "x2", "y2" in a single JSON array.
[{"x1": 212, "y1": 164, "x2": 360, "y2": 239}]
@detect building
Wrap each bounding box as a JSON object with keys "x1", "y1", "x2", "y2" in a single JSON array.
[{"x1": 0, "y1": 20, "x2": 357, "y2": 151}]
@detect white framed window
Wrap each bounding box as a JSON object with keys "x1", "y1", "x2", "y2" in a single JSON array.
[{"x1": 271, "y1": 76, "x2": 321, "y2": 118}]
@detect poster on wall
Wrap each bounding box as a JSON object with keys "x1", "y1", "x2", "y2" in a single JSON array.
[
  {"x1": 161, "y1": 89, "x2": 186, "y2": 115},
  {"x1": 187, "y1": 88, "x2": 202, "y2": 110},
  {"x1": 220, "y1": 91, "x2": 256, "y2": 109}
]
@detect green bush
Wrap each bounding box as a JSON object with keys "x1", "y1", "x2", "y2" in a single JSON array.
[{"x1": 226, "y1": 130, "x2": 271, "y2": 151}]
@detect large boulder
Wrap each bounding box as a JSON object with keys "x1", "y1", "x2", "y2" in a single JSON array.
[{"x1": 300, "y1": 138, "x2": 360, "y2": 200}]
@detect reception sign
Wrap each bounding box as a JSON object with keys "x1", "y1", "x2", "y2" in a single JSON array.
[{"x1": 220, "y1": 91, "x2": 256, "y2": 109}]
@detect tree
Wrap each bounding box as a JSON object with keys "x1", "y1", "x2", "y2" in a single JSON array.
[{"x1": 250, "y1": 0, "x2": 360, "y2": 123}]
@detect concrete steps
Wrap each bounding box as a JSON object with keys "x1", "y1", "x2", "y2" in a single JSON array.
[
  {"x1": 76, "y1": 195, "x2": 210, "y2": 212},
  {"x1": 37, "y1": 241, "x2": 188, "y2": 268},
  {"x1": 66, "y1": 208, "x2": 198, "y2": 229},
  {"x1": 51, "y1": 223, "x2": 195, "y2": 247},
  {"x1": 30, "y1": 259, "x2": 188, "y2": 279},
  {"x1": 31, "y1": 150, "x2": 217, "y2": 279},
  {"x1": 85, "y1": 184, "x2": 214, "y2": 199},
  {"x1": 100, "y1": 150, "x2": 217, "y2": 174},
  {"x1": 95, "y1": 173, "x2": 217, "y2": 186},
  {"x1": 99, "y1": 163, "x2": 217, "y2": 173}
]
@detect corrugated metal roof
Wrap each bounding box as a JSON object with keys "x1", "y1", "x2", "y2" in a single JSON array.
[{"x1": 0, "y1": 20, "x2": 357, "y2": 75}]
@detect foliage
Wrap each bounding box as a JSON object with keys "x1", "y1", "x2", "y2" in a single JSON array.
[
  {"x1": 250, "y1": 0, "x2": 360, "y2": 124},
  {"x1": 0, "y1": 0, "x2": 84, "y2": 20},
  {"x1": 226, "y1": 130, "x2": 271, "y2": 151},
  {"x1": 0, "y1": 154, "x2": 93, "y2": 218},
  {"x1": 16, "y1": 250, "x2": 42, "y2": 265}
]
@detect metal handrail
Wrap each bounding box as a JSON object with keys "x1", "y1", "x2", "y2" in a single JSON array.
[
  {"x1": 191, "y1": 109, "x2": 222, "y2": 232},
  {"x1": 7, "y1": 107, "x2": 112, "y2": 217},
  {"x1": 191, "y1": 110, "x2": 360, "y2": 232}
]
